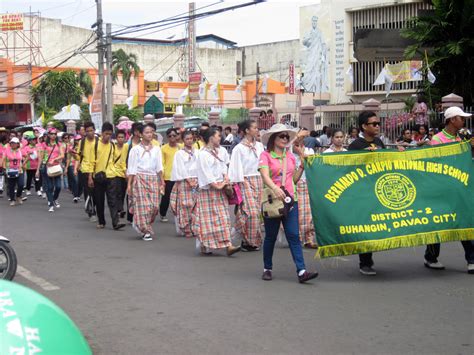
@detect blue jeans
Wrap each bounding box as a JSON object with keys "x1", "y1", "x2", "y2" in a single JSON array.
[
  {"x1": 42, "y1": 167, "x2": 61, "y2": 206},
  {"x1": 263, "y1": 203, "x2": 306, "y2": 273},
  {"x1": 67, "y1": 166, "x2": 79, "y2": 198}
]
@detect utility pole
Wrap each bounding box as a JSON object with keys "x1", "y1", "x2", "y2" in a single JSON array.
[
  {"x1": 255, "y1": 62, "x2": 260, "y2": 107},
  {"x1": 95, "y1": 0, "x2": 106, "y2": 122},
  {"x1": 105, "y1": 23, "x2": 113, "y2": 123}
]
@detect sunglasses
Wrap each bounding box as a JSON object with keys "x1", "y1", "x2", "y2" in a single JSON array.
[
  {"x1": 277, "y1": 134, "x2": 290, "y2": 140},
  {"x1": 168, "y1": 134, "x2": 177, "y2": 138},
  {"x1": 49, "y1": 133, "x2": 57, "y2": 135},
  {"x1": 366, "y1": 122, "x2": 381, "y2": 127}
]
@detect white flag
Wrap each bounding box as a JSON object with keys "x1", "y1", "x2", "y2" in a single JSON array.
[
  {"x1": 373, "y1": 67, "x2": 392, "y2": 97},
  {"x1": 198, "y1": 82, "x2": 207, "y2": 100},
  {"x1": 427, "y1": 69, "x2": 436, "y2": 84},
  {"x1": 261, "y1": 74, "x2": 269, "y2": 94},
  {"x1": 235, "y1": 79, "x2": 242, "y2": 94},
  {"x1": 178, "y1": 86, "x2": 189, "y2": 104}
]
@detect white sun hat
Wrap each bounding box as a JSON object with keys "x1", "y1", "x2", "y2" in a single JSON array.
[{"x1": 260, "y1": 123, "x2": 297, "y2": 146}]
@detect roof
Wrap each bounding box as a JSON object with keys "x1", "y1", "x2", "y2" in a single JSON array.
[{"x1": 112, "y1": 34, "x2": 237, "y2": 47}]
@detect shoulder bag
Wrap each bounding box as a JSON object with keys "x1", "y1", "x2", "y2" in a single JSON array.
[
  {"x1": 46, "y1": 144, "x2": 63, "y2": 177},
  {"x1": 93, "y1": 142, "x2": 114, "y2": 184},
  {"x1": 261, "y1": 152, "x2": 293, "y2": 219}
]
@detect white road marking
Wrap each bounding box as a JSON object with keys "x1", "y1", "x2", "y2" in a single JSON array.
[{"x1": 16, "y1": 265, "x2": 60, "y2": 291}]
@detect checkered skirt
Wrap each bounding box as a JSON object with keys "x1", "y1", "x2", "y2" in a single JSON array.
[
  {"x1": 193, "y1": 187, "x2": 232, "y2": 249},
  {"x1": 131, "y1": 173, "x2": 161, "y2": 235},
  {"x1": 297, "y1": 179, "x2": 316, "y2": 244},
  {"x1": 170, "y1": 179, "x2": 198, "y2": 238},
  {"x1": 235, "y1": 175, "x2": 263, "y2": 247}
]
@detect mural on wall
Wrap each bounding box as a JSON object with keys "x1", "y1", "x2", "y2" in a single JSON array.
[{"x1": 300, "y1": 5, "x2": 330, "y2": 94}]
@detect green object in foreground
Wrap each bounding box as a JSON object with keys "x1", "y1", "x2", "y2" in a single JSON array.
[
  {"x1": 0, "y1": 280, "x2": 92, "y2": 355},
  {"x1": 305, "y1": 142, "x2": 474, "y2": 258}
]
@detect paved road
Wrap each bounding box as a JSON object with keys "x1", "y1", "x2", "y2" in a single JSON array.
[{"x1": 1, "y1": 194, "x2": 472, "y2": 354}]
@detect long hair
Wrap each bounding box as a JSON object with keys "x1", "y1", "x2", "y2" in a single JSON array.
[{"x1": 266, "y1": 133, "x2": 278, "y2": 152}]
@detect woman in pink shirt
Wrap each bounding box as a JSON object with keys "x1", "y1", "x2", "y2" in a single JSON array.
[
  {"x1": 22, "y1": 136, "x2": 42, "y2": 196},
  {"x1": 37, "y1": 128, "x2": 65, "y2": 212},
  {"x1": 2, "y1": 137, "x2": 24, "y2": 206},
  {"x1": 258, "y1": 124, "x2": 318, "y2": 283}
]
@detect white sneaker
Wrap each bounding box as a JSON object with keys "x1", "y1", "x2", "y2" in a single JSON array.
[
  {"x1": 424, "y1": 259, "x2": 445, "y2": 270},
  {"x1": 22, "y1": 196, "x2": 27, "y2": 201},
  {"x1": 10, "y1": 201, "x2": 15, "y2": 206},
  {"x1": 160, "y1": 216, "x2": 168, "y2": 222},
  {"x1": 36, "y1": 191, "x2": 42, "y2": 197},
  {"x1": 54, "y1": 200, "x2": 60, "y2": 208},
  {"x1": 142, "y1": 233, "x2": 153, "y2": 241},
  {"x1": 89, "y1": 215, "x2": 97, "y2": 223},
  {"x1": 16, "y1": 198, "x2": 23, "y2": 205},
  {"x1": 42, "y1": 193, "x2": 46, "y2": 199},
  {"x1": 468, "y1": 264, "x2": 474, "y2": 274},
  {"x1": 48, "y1": 206, "x2": 54, "y2": 212},
  {"x1": 26, "y1": 191, "x2": 31, "y2": 196}
]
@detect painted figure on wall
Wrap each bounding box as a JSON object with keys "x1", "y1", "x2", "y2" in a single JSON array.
[{"x1": 302, "y1": 15, "x2": 329, "y2": 93}]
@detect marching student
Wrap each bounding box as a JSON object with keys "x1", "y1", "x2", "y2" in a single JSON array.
[
  {"x1": 293, "y1": 137, "x2": 318, "y2": 249},
  {"x1": 111, "y1": 129, "x2": 129, "y2": 219},
  {"x1": 170, "y1": 130, "x2": 199, "y2": 238},
  {"x1": 228, "y1": 119, "x2": 264, "y2": 251},
  {"x1": 194, "y1": 127, "x2": 241, "y2": 256},
  {"x1": 92, "y1": 122, "x2": 125, "y2": 230},
  {"x1": 22, "y1": 136, "x2": 42, "y2": 197},
  {"x1": 127, "y1": 123, "x2": 165, "y2": 241},
  {"x1": 159, "y1": 128, "x2": 181, "y2": 222},
  {"x1": 2, "y1": 137, "x2": 24, "y2": 206}
]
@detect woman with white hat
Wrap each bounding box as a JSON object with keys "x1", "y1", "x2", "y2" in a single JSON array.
[
  {"x1": 228, "y1": 119, "x2": 265, "y2": 251},
  {"x1": 258, "y1": 123, "x2": 318, "y2": 283},
  {"x1": 2, "y1": 137, "x2": 24, "y2": 206}
]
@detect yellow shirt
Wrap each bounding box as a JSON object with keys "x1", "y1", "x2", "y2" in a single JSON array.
[
  {"x1": 79, "y1": 138, "x2": 97, "y2": 173},
  {"x1": 107, "y1": 143, "x2": 128, "y2": 178},
  {"x1": 152, "y1": 139, "x2": 161, "y2": 147},
  {"x1": 161, "y1": 143, "x2": 181, "y2": 181},
  {"x1": 94, "y1": 140, "x2": 115, "y2": 176},
  {"x1": 193, "y1": 140, "x2": 205, "y2": 150}
]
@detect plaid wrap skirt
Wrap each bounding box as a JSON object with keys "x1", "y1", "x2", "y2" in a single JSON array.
[
  {"x1": 235, "y1": 175, "x2": 263, "y2": 247},
  {"x1": 170, "y1": 179, "x2": 198, "y2": 238},
  {"x1": 297, "y1": 179, "x2": 316, "y2": 244},
  {"x1": 130, "y1": 173, "x2": 161, "y2": 235},
  {"x1": 193, "y1": 187, "x2": 232, "y2": 249}
]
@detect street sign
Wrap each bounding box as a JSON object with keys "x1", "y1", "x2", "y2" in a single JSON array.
[
  {"x1": 188, "y1": 72, "x2": 202, "y2": 100},
  {"x1": 289, "y1": 62, "x2": 295, "y2": 94},
  {"x1": 145, "y1": 81, "x2": 159, "y2": 92},
  {"x1": 90, "y1": 82, "x2": 103, "y2": 129},
  {"x1": 144, "y1": 95, "x2": 164, "y2": 114}
]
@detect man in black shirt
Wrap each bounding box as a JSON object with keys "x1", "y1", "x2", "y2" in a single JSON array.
[{"x1": 348, "y1": 111, "x2": 384, "y2": 275}]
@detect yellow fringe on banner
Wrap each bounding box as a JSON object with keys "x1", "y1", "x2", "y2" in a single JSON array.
[
  {"x1": 306, "y1": 142, "x2": 470, "y2": 167},
  {"x1": 315, "y1": 228, "x2": 474, "y2": 258}
]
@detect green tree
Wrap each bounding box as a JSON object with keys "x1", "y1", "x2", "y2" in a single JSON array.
[
  {"x1": 401, "y1": 0, "x2": 474, "y2": 106},
  {"x1": 113, "y1": 104, "x2": 142, "y2": 124},
  {"x1": 78, "y1": 69, "x2": 93, "y2": 98},
  {"x1": 30, "y1": 70, "x2": 87, "y2": 112},
  {"x1": 111, "y1": 49, "x2": 141, "y2": 97}
]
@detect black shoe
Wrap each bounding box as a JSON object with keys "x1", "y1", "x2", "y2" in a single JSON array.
[
  {"x1": 241, "y1": 242, "x2": 260, "y2": 252},
  {"x1": 298, "y1": 271, "x2": 318, "y2": 283},
  {"x1": 359, "y1": 266, "x2": 377, "y2": 276},
  {"x1": 113, "y1": 223, "x2": 126, "y2": 230},
  {"x1": 262, "y1": 270, "x2": 272, "y2": 281},
  {"x1": 119, "y1": 211, "x2": 126, "y2": 219}
]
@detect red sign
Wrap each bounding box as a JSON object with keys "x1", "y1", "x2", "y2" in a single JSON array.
[
  {"x1": 89, "y1": 82, "x2": 103, "y2": 128},
  {"x1": 188, "y1": 72, "x2": 202, "y2": 100},
  {"x1": 289, "y1": 62, "x2": 295, "y2": 95}
]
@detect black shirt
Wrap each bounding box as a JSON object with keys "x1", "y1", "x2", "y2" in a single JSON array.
[{"x1": 348, "y1": 137, "x2": 386, "y2": 151}]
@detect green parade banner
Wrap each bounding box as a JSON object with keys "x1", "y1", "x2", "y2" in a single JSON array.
[{"x1": 304, "y1": 142, "x2": 474, "y2": 258}]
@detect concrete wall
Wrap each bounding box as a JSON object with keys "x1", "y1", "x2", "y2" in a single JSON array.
[{"x1": 240, "y1": 40, "x2": 300, "y2": 83}]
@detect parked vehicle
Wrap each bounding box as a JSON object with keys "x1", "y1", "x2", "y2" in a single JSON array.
[{"x1": 0, "y1": 235, "x2": 17, "y2": 280}]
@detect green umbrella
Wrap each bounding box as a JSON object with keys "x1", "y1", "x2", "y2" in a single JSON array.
[
  {"x1": 22, "y1": 131, "x2": 35, "y2": 139},
  {"x1": 0, "y1": 280, "x2": 92, "y2": 354}
]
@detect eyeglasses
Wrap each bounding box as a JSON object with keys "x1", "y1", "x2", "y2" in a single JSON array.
[
  {"x1": 277, "y1": 134, "x2": 290, "y2": 140},
  {"x1": 366, "y1": 122, "x2": 381, "y2": 127}
]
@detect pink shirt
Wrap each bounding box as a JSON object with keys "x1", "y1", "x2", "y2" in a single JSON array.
[
  {"x1": 259, "y1": 150, "x2": 296, "y2": 197},
  {"x1": 4, "y1": 147, "x2": 23, "y2": 172},
  {"x1": 22, "y1": 144, "x2": 40, "y2": 170},
  {"x1": 42, "y1": 143, "x2": 62, "y2": 166}
]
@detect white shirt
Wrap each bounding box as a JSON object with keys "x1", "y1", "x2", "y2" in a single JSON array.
[
  {"x1": 228, "y1": 140, "x2": 264, "y2": 183},
  {"x1": 323, "y1": 147, "x2": 347, "y2": 153},
  {"x1": 224, "y1": 133, "x2": 234, "y2": 143},
  {"x1": 197, "y1": 146, "x2": 229, "y2": 189},
  {"x1": 127, "y1": 144, "x2": 163, "y2": 176},
  {"x1": 295, "y1": 147, "x2": 314, "y2": 181},
  {"x1": 171, "y1": 148, "x2": 199, "y2": 181}
]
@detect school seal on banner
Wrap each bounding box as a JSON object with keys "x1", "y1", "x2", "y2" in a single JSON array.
[{"x1": 375, "y1": 173, "x2": 416, "y2": 210}]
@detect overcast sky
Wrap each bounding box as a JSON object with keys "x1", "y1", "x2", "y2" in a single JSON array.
[{"x1": 0, "y1": 0, "x2": 318, "y2": 46}]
